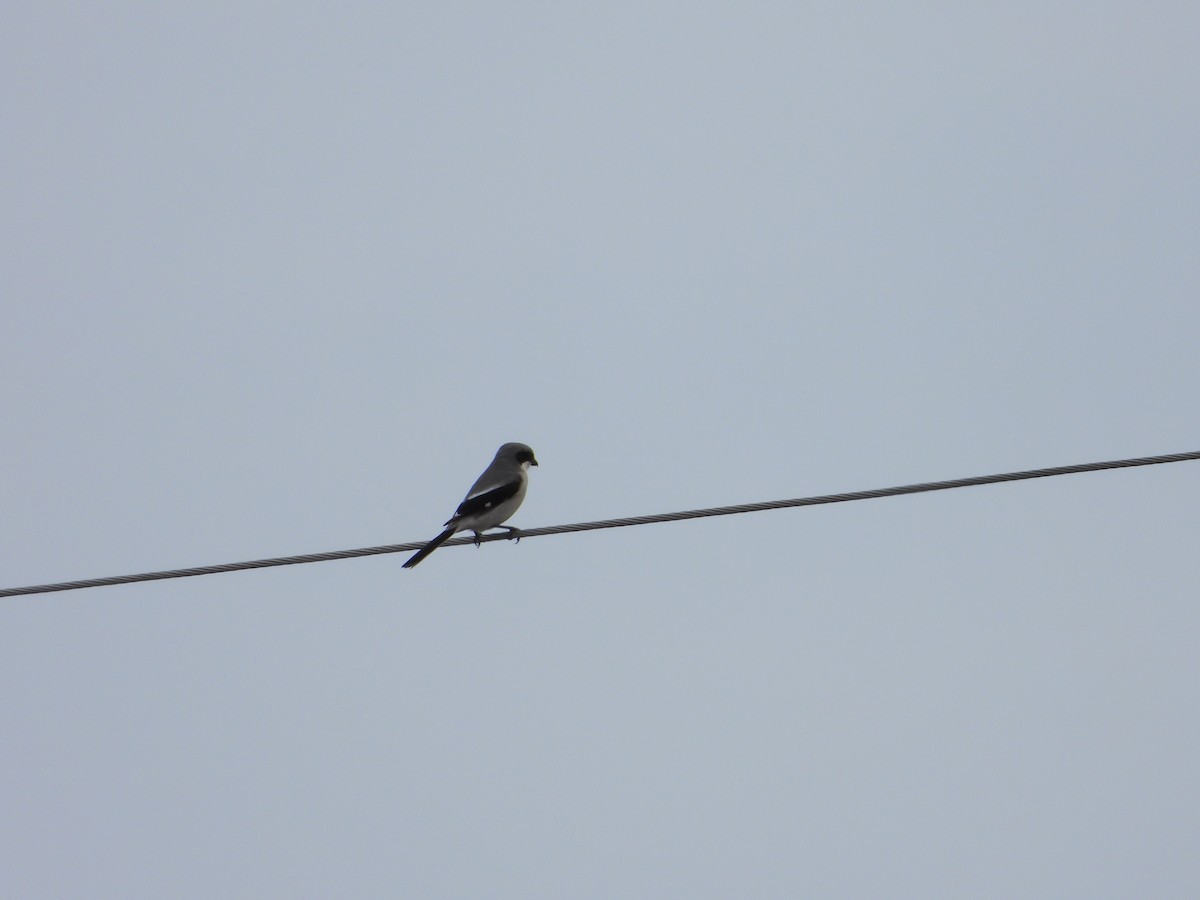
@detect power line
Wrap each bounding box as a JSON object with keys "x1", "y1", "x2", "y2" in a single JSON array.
[{"x1": 3, "y1": 449, "x2": 1198, "y2": 598}]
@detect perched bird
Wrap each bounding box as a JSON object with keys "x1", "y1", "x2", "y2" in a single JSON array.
[{"x1": 403, "y1": 442, "x2": 539, "y2": 568}]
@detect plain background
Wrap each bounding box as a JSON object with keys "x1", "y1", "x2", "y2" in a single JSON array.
[{"x1": 3, "y1": 3, "x2": 1198, "y2": 897}]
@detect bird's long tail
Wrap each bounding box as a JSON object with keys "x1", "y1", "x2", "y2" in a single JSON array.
[{"x1": 402, "y1": 526, "x2": 457, "y2": 568}]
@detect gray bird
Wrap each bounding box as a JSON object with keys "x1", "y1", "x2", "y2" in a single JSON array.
[{"x1": 403, "y1": 442, "x2": 539, "y2": 568}]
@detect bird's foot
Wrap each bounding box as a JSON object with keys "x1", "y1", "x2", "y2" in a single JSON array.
[{"x1": 471, "y1": 527, "x2": 523, "y2": 547}]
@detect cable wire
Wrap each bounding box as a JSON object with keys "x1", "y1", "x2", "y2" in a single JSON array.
[{"x1": 3, "y1": 449, "x2": 1198, "y2": 598}]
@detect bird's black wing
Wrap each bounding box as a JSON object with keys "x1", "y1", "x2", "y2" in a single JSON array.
[{"x1": 449, "y1": 478, "x2": 522, "y2": 523}]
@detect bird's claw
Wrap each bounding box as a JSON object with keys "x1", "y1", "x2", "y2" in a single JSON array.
[{"x1": 470, "y1": 527, "x2": 523, "y2": 548}]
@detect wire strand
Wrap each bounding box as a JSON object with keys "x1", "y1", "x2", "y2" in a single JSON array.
[{"x1": 3, "y1": 449, "x2": 1198, "y2": 598}]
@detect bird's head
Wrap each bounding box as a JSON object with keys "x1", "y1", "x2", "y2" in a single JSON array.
[{"x1": 500, "y1": 442, "x2": 538, "y2": 469}]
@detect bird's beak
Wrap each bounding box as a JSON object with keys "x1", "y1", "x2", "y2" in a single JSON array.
[{"x1": 531, "y1": 457, "x2": 539, "y2": 466}]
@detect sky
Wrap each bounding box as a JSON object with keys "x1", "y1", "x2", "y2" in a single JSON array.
[{"x1": 2, "y1": 2, "x2": 1199, "y2": 897}]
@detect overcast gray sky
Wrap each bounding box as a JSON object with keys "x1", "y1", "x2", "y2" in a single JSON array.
[{"x1": 3, "y1": 3, "x2": 1199, "y2": 897}]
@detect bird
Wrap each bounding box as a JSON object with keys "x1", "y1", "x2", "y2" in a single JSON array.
[{"x1": 402, "y1": 442, "x2": 539, "y2": 568}]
